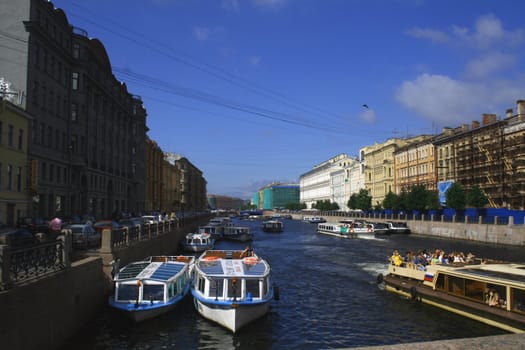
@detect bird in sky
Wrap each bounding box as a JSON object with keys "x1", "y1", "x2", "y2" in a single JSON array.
[{"x1": 362, "y1": 104, "x2": 369, "y2": 109}]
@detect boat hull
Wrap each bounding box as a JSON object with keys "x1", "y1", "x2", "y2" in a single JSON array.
[
  {"x1": 193, "y1": 297, "x2": 271, "y2": 333},
  {"x1": 108, "y1": 289, "x2": 188, "y2": 322}
]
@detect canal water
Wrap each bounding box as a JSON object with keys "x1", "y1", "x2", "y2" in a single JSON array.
[{"x1": 61, "y1": 218, "x2": 523, "y2": 350}]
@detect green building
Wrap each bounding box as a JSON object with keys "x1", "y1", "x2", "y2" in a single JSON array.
[{"x1": 257, "y1": 183, "x2": 299, "y2": 210}]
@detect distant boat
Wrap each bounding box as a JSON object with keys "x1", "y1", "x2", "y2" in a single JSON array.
[
  {"x1": 108, "y1": 255, "x2": 195, "y2": 322},
  {"x1": 223, "y1": 223, "x2": 253, "y2": 242},
  {"x1": 303, "y1": 216, "x2": 326, "y2": 224},
  {"x1": 317, "y1": 222, "x2": 354, "y2": 238},
  {"x1": 262, "y1": 220, "x2": 284, "y2": 233},
  {"x1": 191, "y1": 249, "x2": 275, "y2": 333},
  {"x1": 181, "y1": 232, "x2": 215, "y2": 252}
]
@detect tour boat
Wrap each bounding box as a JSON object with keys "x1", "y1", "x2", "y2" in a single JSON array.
[
  {"x1": 379, "y1": 257, "x2": 525, "y2": 333},
  {"x1": 385, "y1": 221, "x2": 411, "y2": 234},
  {"x1": 191, "y1": 249, "x2": 275, "y2": 333},
  {"x1": 339, "y1": 219, "x2": 375, "y2": 238},
  {"x1": 223, "y1": 223, "x2": 253, "y2": 242},
  {"x1": 317, "y1": 222, "x2": 354, "y2": 238},
  {"x1": 303, "y1": 216, "x2": 326, "y2": 224},
  {"x1": 262, "y1": 220, "x2": 284, "y2": 233},
  {"x1": 198, "y1": 225, "x2": 223, "y2": 240},
  {"x1": 108, "y1": 255, "x2": 195, "y2": 322},
  {"x1": 181, "y1": 232, "x2": 215, "y2": 252}
]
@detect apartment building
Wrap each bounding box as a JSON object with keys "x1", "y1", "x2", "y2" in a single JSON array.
[
  {"x1": 393, "y1": 135, "x2": 435, "y2": 194},
  {"x1": 1, "y1": 0, "x2": 147, "y2": 218}
]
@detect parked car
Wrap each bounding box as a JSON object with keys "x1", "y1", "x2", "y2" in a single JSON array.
[
  {"x1": 0, "y1": 228, "x2": 39, "y2": 248},
  {"x1": 141, "y1": 215, "x2": 159, "y2": 224},
  {"x1": 93, "y1": 220, "x2": 123, "y2": 234},
  {"x1": 16, "y1": 217, "x2": 49, "y2": 234},
  {"x1": 118, "y1": 217, "x2": 142, "y2": 230},
  {"x1": 68, "y1": 224, "x2": 101, "y2": 249}
]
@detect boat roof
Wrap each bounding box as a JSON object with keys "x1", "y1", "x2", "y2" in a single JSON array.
[
  {"x1": 449, "y1": 263, "x2": 525, "y2": 287},
  {"x1": 196, "y1": 250, "x2": 269, "y2": 278},
  {"x1": 116, "y1": 260, "x2": 189, "y2": 282}
]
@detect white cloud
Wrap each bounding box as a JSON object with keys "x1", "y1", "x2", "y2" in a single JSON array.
[
  {"x1": 465, "y1": 52, "x2": 516, "y2": 79},
  {"x1": 221, "y1": 0, "x2": 240, "y2": 12},
  {"x1": 192, "y1": 26, "x2": 226, "y2": 41},
  {"x1": 405, "y1": 28, "x2": 448, "y2": 43},
  {"x1": 408, "y1": 14, "x2": 525, "y2": 50},
  {"x1": 395, "y1": 74, "x2": 486, "y2": 126},
  {"x1": 252, "y1": 0, "x2": 288, "y2": 10},
  {"x1": 359, "y1": 109, "x2": 376, "y2": 123}
]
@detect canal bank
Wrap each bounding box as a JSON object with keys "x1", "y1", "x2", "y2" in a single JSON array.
[
  {"x1": 279, "y1": 211, "x2": 525, "y2": 246},
  {"x1": 0, "y1": 215, "x2": 209, "y2": 350}
]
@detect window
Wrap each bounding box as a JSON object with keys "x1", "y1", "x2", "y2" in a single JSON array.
[
  {"x1": 7, "y1": 125, "x2": 13, "y2": 147},
  {"x1": 7, "y1": 165, "x2": 12, "y2": 190},
  {"x1": 16, "y1": 167, "x2": 22, "y2": 191},
  {"x1": 72, "y1": 43, "x2": 80, "y2": 59},
  {"x1": 209, "y1": 278, "x2": 224, "y2": 299},
  {"x1": 71, "y1": 103, "x2": 78, "y2": 122},
  {"x1": 72, "y1": 72, "x2": 79, "y2": 90},
  {"x1": 18, "y1": 129, "x2": 23, "y2": 150}
]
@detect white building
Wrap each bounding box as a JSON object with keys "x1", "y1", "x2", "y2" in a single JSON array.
[{"x1": 300, "y1": 154, "x2": 363, "y2": 210}]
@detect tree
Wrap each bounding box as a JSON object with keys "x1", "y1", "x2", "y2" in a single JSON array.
[
  {"x1": 426, "y1": 190, "x2": 441, "y2": 210},
  {"x1": 351, "y1": 189, "x2": 372, "y2": 211},
  {"x1": 382, "y1": 191, "x2": 399, "y2": 210},
  {"x1": 467, "y1": 185, "x2": 489, "y2": 210},
  {"x1": 445, "y1": 182, "x2": 467, "y2": 211},
  {"x1": 285, "y1": 202, "x2": 306, "y2": 210}
]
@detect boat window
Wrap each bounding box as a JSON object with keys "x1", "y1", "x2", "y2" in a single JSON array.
[
  {"x1": 209, "y1": 278, "x2": 224, "y2": 299},
  {"x1": 464, "y1": 279, "x2": 485, "y2": 301},
  {"x1": 169, "y1": 282, "x2": 177, "y2": 298},
  {"x1": 116, "y1": 284, "x2": 139, "y2": 301},
  {"x1": 511, "y1": 288, "x2": 525, "y2": 313},
  {"x1": 143, "y1": 284, "x2": 164, "y2": 302},
  {"x1": 246, "y1": 279, "x2": 260, "y2": 298},
  {"x1": 227, "y1": 278, "x2": 242, "y2": 299},
  {"x1": 197, "y1": 276, "x2": 205, "y2": 293},
  {"x1": 448, "y1": 276, "x2": 464, "y2": 295},
  {"x1": 262, "y1": 278, "x2": 268, "y2": 295},
  {"x1": 486, "y1": 283, "x2": 506, "y2": 308},
  {"x1": 435, "y1": 274, "x2": 445, "y2": 290}
]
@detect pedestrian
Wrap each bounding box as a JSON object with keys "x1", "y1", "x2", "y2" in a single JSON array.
[{"x1": 49, "y1": 216, "x2": 62, "y2": 237}]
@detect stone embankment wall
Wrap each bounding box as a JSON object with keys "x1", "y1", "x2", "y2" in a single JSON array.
[
  {"x1": 0, "y1": 217, "x2": 207, "y2": 350},
  {"x1": 285, "y1": 212, "x2": 525, "y2": 246}
]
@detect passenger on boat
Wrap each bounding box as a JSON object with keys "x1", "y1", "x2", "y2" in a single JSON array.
[
  {"x1": 240, "y1": 244, "x2": 254, "y2": 258},
  {"x1": 465, "y1": 252, "x2": 476, "y2": 263},
  {"x1": 390, "y1": 250, "x2": 404, "y2": 267},
  {"x1": 489, "y1": 290, "x2": 500, "y2": 307}
]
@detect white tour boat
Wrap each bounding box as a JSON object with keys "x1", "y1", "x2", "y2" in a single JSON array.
[
  {"x1": 191, "y1": 249, "x2": 275, "y2": 333},
  {"x1": 181, "y1": 232, "x2": 215, "y2": 252},
  {"x1": 317, "y1": 222, "x2": 354, "y2": 238},
  {"x1": 108, "y1": 255, "x2": 195, "y2": 322},
  {"x1": 379, "y1": 255, "x2": 525, "y2": 333},
  {"x1": 223, "y1": 224, "x2": 253, "y2": 242},
  {"x1": 262, "y1": 220, "x2": 284, "y2": 233}
]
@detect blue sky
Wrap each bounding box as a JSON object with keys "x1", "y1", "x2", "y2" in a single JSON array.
[{"x1": 52, "y1": 0, "x2": 525, "y2": 199}]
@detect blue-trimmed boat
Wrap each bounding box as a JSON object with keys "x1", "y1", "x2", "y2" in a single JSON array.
[
  {"x1": 191, "y1": 250, "x2": 275, "y2": 333},
  {"x1": 108, "y1": 255, "x2": 195, "y2": 322},
  {"x1": 181, "y1": 232, "x2": 215, "y2": 252}
]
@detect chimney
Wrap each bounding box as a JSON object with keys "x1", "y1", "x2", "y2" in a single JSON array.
[
  {"x1": 472, "y1": 120, "x2": 480, "y2": 129},
  {"x1": 442, "y1": 127, "x2": 453, "y2": 136},
  {"x1": 518, "y1": 100, "x2": 525, "y2": 121},
  {"x1": 482, "y1": 113, "x2": 496, "y2": 125},
  {"x1": 506, "y1": 108, "x2": 513, "y2": 119}
]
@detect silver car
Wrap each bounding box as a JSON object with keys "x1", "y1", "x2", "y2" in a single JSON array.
[{"x1": 69, "y1": 224, "x2": 101, "y2": 249}]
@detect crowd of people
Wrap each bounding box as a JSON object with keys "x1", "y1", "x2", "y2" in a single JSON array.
[{"x1": 390, "y1": 249, "x2": 478, "y2": 268}]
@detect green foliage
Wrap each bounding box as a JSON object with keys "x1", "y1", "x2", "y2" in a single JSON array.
[
  {"x1": 445, "y1": 182, "x2": 467, "y2": 211},
  {"x1": 348, "y1": 189, "x2": 372, "y2": 211},
  {"x1": 407, "y1": 185, "x2": 429, "y2": 212},
  {"x1": 313, "y1": 200, "x2": 339, "y2": 211},
  {"x1": 467, "y1": 185, "x2": 489, "y2": 209},
  {"x1": 383, "y1": 191, "x2": 399, "y2": 210},
  {"x1": 285, "y1": 202, "x2": 306, "y2": 210}
]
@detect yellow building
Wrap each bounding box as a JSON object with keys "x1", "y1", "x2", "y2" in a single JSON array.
[
  {"x1": 0, "y1": 99, "x2": 31, "y2": 225},
  {"x1": 362, "y1": 136, "x2": 431, "y2": 207}
]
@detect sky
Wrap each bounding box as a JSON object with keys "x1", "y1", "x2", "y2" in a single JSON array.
[{"x1": 51, "y1": 0, "x2": 525, "y2": 199}]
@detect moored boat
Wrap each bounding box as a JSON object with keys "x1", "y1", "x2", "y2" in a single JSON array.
[
  {"x1": 223, "y1": 223, "x2": 253, "y2": 242},
  {"x1": 191, "y1": 249, "x2": 275, "y2": 333},
  {"x1": 379, "y1": 252, "x2": 525, "y2": 333},
  {"x1": 181, "y1": 232, "x2": 215, "y2": 252},
  {"x1": 108, "y1": 255, "x2": 195, "y2": 322},
  {"x1": 262, "y1": 220, "x2": 284, "y2": 233},
  {"x1": 198, "y1": 225, "x2": 223, "y2": 240},
  {"x1": 303, "y1": 216, "x2": 326, "y2": 224},
  {"x1": 339, "y1": 219, "x2": 375, "y2": 238},
  {"x1": 385, "y1": 221, "x2": 411, "y2": 234},
  {"x1": 317, "y1": 222, "x2": 355, "y2": 238}
]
